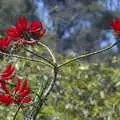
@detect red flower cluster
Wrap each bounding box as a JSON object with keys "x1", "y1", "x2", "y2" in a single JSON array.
[
  {"x1": 0, "y1": 16, "x2": 45, "y2": 51},
  {"x1": 0, "y1": 64, "x2": 31, "y2": 105},
  {"x1": 111, "y1": 18, "x2": 120, "y2": 37}
]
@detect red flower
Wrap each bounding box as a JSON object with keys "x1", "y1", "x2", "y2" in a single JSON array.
[
  {"x1": 0, "y1": 64, "x2": 32, "y2": 105},
  {"x1": 14, "y1": 79, "x2": 31, "y2": 104},
  {"x1": 111, "y1": 19, "x2": 120, "y2": 37},
  {"x1": 0, "y1": 37, "x2": 10, "y2": 51},
  {"x1": 6, "y1": 16, "x2": 45, "y2": 46},
  {"x1": 0, "y1": 78, "x2": 31, "y2": 105}
]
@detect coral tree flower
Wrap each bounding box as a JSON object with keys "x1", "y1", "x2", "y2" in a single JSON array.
[
  {"x1": 6, "y1": 16, "x2": 45, "y2": 45},
  {"x1": 0, "y1": 64, "x2": 31, "y2": 105},
  {"x1": 111, "y1": 18, "x2": 120, "y2": 37},
  {"x1": 0, "y1": 37, "x2": 10, "y2": 51},
  {"x1": 13, "y1": 79, "x2": 31, "y2": 104}
]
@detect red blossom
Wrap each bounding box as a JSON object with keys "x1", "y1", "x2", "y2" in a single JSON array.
[
  {"x1": 0, "y1": 65, "x2": 32, "y2": 105},
  {"x1": 0, "y1": 79, "x2": 32, "y2": 105},
  {"x1": 13, "y1": 79, "x2": 31, "y2": 104},
  {"x1": 6, "y1": 16, "x2": 45, "y2": 46},
  {"x1": 111, "y1": 18, "x2": 120, "y2": 37}
]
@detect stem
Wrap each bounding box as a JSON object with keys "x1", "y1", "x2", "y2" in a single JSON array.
[
  {"x1": 58, "y1": 42, "x2": 119, "y2": 68},
  {"x1": 24, "y1": 47, "x2": 54, "y2": 66},
  {"x1": 31, "y1": 64, "x2": 58, "y2": 120},
  {"x1": 0, "y1": 51, "x2": 52, "y2": 68},
  {"x1": 43, "y1": 64, "x2": 58, "y2": 98},
  {"x1": 37, "y1": 41, "x2": 56, "y2": 64},
  {"x1": 36, "y1": 77, "x2": 50, "y2": 101},
  {"x1": 13, "y1": 103, "x2": 23, "y2": 120}
]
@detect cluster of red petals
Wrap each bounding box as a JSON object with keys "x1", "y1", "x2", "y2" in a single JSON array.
[
  {"x1": 6, "y1": 16, "x2": 45, "y2": 45},
  {"x1": 111, "y1": 18, "x2": 120, "y2": 37},
  {"x1": 14, "y1": 79, "x2": 31, "y2": 104},
  {"x1": 0, "y1": 16, "x2": 45, "y2": 51},
  {"x1": 0, "y1": 64, "x2": 31, "y2": 105}
]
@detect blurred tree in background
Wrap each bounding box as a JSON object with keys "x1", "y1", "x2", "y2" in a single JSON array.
[
  {"x1": 0, "y1": 0, "x2": 33, "y2": 30},
  {"x1": 45, "y1": 0, "x2": 115, "y2": 56}
]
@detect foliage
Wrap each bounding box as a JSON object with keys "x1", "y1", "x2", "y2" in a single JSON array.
[{"x1": 40, "y1": 59, "x2": 120, "y2": 120}]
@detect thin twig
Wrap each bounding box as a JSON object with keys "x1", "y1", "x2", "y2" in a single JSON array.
[
  {"x1": 24, "y1": 47, "x2": 54, "y2": 66},
  {"x1": 37, "y1": 41, "x2": 56, "y2": 63},
  {"x1": 0, "y1": 51, "x2": 52, "y2": 68},
  {"x1": 13, "y1": 103, "x2": 23, "y2": 120},
  {"x1": 58, "y1": 42, "x2": 119, "y2": 68}
]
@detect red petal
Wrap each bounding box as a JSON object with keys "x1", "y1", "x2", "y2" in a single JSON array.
[
  {"x1": 1, "y1": 64, "x2": 15, "y2": 80},
  {"x1": 2, "y1": 64, "x2": 14, "y2": 74},
  {"x1": 0, "y1": 81, "x2": 9, "y2": 94},
  {"x1": 0, "y1": 37, "x2": 10, "y2": 50},
  {"x1": 0, "y1": 94, "x2": 13, "y2": 105},
  {"x1": 16, "y1": 16, "x2": 27, "y2": 33},
  {"x1": 31, "y1": 29, "x2": 45, "y2": 40},
  {"x1": 19, "y1": 80, "x2": 27, "y2": 94},
  {"x1": 29, "y1": 21, "x2": 43, "y2": 33},
  {"x1": 6, "y1": 27, "x2": 20, "y2": 40},
  {"x1": 14, "y1": 78, "x2": 21, "y2": 92},
  {"x1": 19, "y1": 87, "x2": 30, "y2": 97}
]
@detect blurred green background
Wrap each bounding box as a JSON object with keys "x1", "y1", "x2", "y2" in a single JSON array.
[{"x1": 1, "y1": 56, "x2": 120, "y2": 120}]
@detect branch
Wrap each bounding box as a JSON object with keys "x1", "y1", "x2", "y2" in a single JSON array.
[
  {"x1": 37, "y1": 41, "x2": 56, "y2": 64},
  {"x1": 0, "y1": 51, "x2": 52, "y2": 68},
  {"x1": 31, "y1": 64, "x2": 58, "y2": 120},
  {"x1": 24, "y1": 47, "x2": 54, "y2": 66},
  {"x1": 58, "y1": 42, "x2": 119, "y2": 68},
  {"x1": 43, "y1": 64, "x2": 58, "y2": 98}
]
